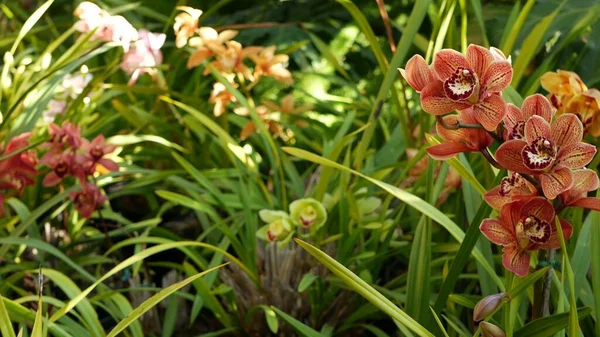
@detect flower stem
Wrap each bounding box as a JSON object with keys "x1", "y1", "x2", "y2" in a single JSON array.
[
  {"x1": 541, "y1": 248, "x2": 556, "y2": 316},
  {"x1": 480, "y1": 148, "x2": 503, "y2": 169}
]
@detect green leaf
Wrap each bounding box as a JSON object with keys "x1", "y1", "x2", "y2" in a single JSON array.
[
  {"x1": 106, "y1": 264, "x2": 226, "y2": 337},
  {"x1": 261, "y1": 306, "x2": 279, "y2": 334},
  {"x1": 507, "y1": 267, "x2": 549, "y2": 299},
  {"x1": 295, "y1": 239, "x2": 434, "y2": 337},
  {"x1": 500, "y1": 0, "x2": 535, "y2": 55},
  {"x1": 429, "y1": 308, "x2": 450, "y2": 337},
  {"x1": 30, "y1": 296, "x2": 43, "y2": 337},
  {"x1": 511, "y1": 2, "x2": 565, "y2": 87},
  {"x1": 106, "y1": 134, "x2": 187, "y2": 152},
  {"x1": 0, "y1": 295, "x2": 16, "y2": 337},
  {"x1": 283, "y1": 147, "x2": 504, "y2": 289},
  {"x1": 468, "y1": 0, "x2": 489, "y2": 47},
  {"x1": 298, "y1": 273, "x2": 318, "y2": 292},
  {"x1": 406, "y1": 215, "x2": 431, "y2": 324},
  {"x1": 591, "y1": 190, "x2": 600, "y2": 336},
  {"x1": 513, "y1": 307, "x2": 591, "y2": 337},
  {"x1": 308, "y1": 32, "x2": 351, "y2": 80},
  {"x1": 554, "y1": 215, "x2": 579, "y2": 336},
  {"x1": 271, "y1": 306, "x2": 325, "y2": 337}
]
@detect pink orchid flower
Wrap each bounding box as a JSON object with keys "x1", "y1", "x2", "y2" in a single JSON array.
[
  {"x1": 120, "y1": 29, "x2": 166, "y2": 85},
  {"x1": 69, "y1": 182, "x2": 107, "y2": 218}
]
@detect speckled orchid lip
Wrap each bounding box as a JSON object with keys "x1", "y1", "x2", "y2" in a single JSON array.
[
  {"x1": 508, "y1": 121, "x2": 526, "y2": 140},
  {"x1": 443, "y1": 67, "x2": 477, "y2": 102},
  {"x1": 522, "y1": 137, "x2": 556, "y2": 171},
  {"x1": 499, "y1": 173, "x2": 528, "y2": 197},
  {"x1": 516, "y1": 215, "x2": 551, "y2": 248}
]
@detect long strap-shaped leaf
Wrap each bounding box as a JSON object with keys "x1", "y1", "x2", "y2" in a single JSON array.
[
  {"x1": 283, "y1": 147, "x2": 504, "y2": 290},
  {"x1": 106, "y1": 264, "x2": 226, "y2": 337},
  {"x1": 296, "y1": 239, "x2": 434, "y2": 337},
  {"x1": 0, "y1": 295, "x2": 16, "y2": 337}
]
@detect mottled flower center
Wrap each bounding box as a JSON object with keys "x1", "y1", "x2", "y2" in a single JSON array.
[
  {"x1": 300, "y1": 205, "x2": 318, "y2": 227},
  {"x1": 443, "y1": 67, "x2": 477, "y2": 101},
  {"x1": 509, "y1": 121, "x2": 526, "y2": 140},
  {"x1": 267, "y1": 220, "x2": 285, "y2": 241},
  {"x1": 55, "y1": 161, "x2": 69, "y2": 177},
  {"x1": 516, "y1": 215, "x2": 551, "y2": 249},
  {"x1": 522, "y1": 137, "x2": 557, "y2": 171},
  {"x1": 499, "y1": 173, "x2": 528, "y2": 196},
  {"x1": 90, "y1": 146, "x2": 103, "y2": 160}
]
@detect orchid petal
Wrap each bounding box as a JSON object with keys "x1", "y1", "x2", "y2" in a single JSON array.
[
  {"x1": 504, "y1": 104, "x2": 524, "y2": 129},
  {"x1": 426, "y1": 141, "x2": 473, "y2": 160},
  {"x1": 496, "y1": 140, "x2": 534, "y2": 174},
  {"x1": 551, "y1": 114, "x2": 583, "y2": 147},
  {"x1": 540, "y1": 167, "x2": 574, "y2": 199},
  {"x1": 399, "y1": 55, "x2": 437, "y2": 92},
  {"x1": 557, "y1": 142, "x2": 597, "y2": 169},
  {"x1": 521, "y1": 94, "x2": 554, "y2": 122},
  {"x1": 420, "y1": 81, "x2": 470, "y2": 115},
  {"x1": 472, "y1": 93, "x2": 506, "y2": 131},
  {"x1": 480, "y1": 218, "x2": 514, "y2": 245},
  {"x1": 519, "y1": 197, "x2": 555, "y2": 224},
  {"x1": 536, "y1": 218, "x2": 573, "y2": 250},
  {"x1": 524, "y1": 115, "x2": 551, "y2": 143},
  {"x1": 483, "y1": 186, "x2": 510, "y2": 210},
  {"x1": 466, "y1": 44, "x2": 493, "y2": 78},
  {"x1": 432, "y1": 49, "x2": 470, "y2": 80},
  {"x1": 481, "y1": 60, "x2": 513, "y2": 93},
  {"x1": 572, "y1": 197, "x2": 600, "y2": 211},
  {"x1": 502, "y1": 245, "x2": 530, "y2": 277}
]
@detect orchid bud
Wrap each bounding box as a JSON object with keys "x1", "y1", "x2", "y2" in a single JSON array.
[
  {"x1": 473, "y1": 292, "x2": 509, "y2": 321},
  {"x1": 256, "y1": 210, "x2": 293, "y2": 242},
  {"x1": 480, "y1": 322, "x2": 506, "y2": 337},
  {"x1": 289, "y1": 198, "x2": 327, "y2": 229}
]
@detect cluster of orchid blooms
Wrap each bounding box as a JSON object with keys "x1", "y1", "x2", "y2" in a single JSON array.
[
  {"x1": 400, "y1": 44, "x2": 600, "y2": 278},
  {"x1": 174, "y1": 6, "x2": 312, "y2": 140},
  {"x1": 257, "y1": 198, "x2": 328, "y2": 244},
  {"x1": 73, "y1": 2, "x2": 166, "y2": 86},
  {"x1": 0, "y1": 123, "x2": 118, "y2": 219}
]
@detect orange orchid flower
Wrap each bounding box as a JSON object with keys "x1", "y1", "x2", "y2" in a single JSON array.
[
  {"x1": 248, "y1": 46, "x2": 293, "y2": 85},
  {"x1": 495, "y1": 114, "x2": 597, "y2": 199},
  {"x1": 174, "y1": 6, "x2": 203, "y2": 48},
  {"x1": 209, "y1": 80, "x2": 237, "y2": 117},
  {"x1": 503, "y1": 94, "x2": 555, "y2": 141},
  {"x1": 540, "y1": 70, "x2": 587, "y2": 113},
  {"x1": 484, "y1": 172, "x2": 538, "y2": 210},
  {"x1": 187, "y1": 28, "x2": 238, "y2": 68},
  {"x1": 480, "y1": 197, "x2": 572, "y2": 277},
  {"x1": 563, "y1": 89, "x2": 600, "y2": 137},
  {"x1": 400, "y1": 44, "x2": 512, "y2": 131},
  {"x1": 559, "y1": 169, "x2": 600, "y2": 211},
  {"x1": 426, "y1": 109, "x2": 493, "y2": 160}
]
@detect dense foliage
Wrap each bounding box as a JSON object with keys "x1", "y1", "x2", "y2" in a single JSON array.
[{"x1": 1, "y1": 0, "x2": 600, "y2": 336}]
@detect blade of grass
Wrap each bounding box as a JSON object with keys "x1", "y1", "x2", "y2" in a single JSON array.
[
  {"x1": 500, "y1": 0, "x2": 535, "y2": 55},
  {"x1": 106, "y1": 264, "x2": 226, "y2": 337},
  {"x1": 554, "y1": 216, "x2": 579, "y2": 336},
  {"x1": 295, "y1": 239, "x2": 435, "y2": 337},
  {"x1": 31, "y1": 295, "x2": 43, "y2": 337},
  {"x1": 511, "y1": 2, "x2": 565, "y2": 87},
  {"x1": 591, "y1": 190, "x2": 600, "y2": 336},
  {"x1": 271, "y1": 306, "x2": 324, "y2": 337},
  {"x1": 0, "y1": 295, "x2": 16, "y2": 337}
]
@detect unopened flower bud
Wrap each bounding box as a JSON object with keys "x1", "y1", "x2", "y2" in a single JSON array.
[
  {"x1": 473, "y1": 293, "x2": 509, "y2": 321},
  {"x1": 480, "y1": 322, "x2": 506, "y2": 337},
  {"x1": 290, "y1": 198, "x2": 327, "y2": 229}
]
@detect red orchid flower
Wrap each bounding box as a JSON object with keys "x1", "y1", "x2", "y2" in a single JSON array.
[
  {"x1": 484, "y1": 172, "x2": 538, "y2": 210},
  {"x1": 559, "y1": 169, "x2": 600, "y2": 211},
  {"x1": 69, "y1": 182, "x2": 107, "y2": 218},
  {"x1": 427, "y1": 109, "x2": 493, "y2": 160},
  {"x1": 400, "y1": 44, "x2": 512, "y2": 131},
  {"x1": 0, "y1": 133, "x2": 38, "y2": 192},
  {"x1": 81, "y1": 135, "x2": 119, "y2": 174},
  {"x1": 44, "y1": 122, "x2": 83, "y2": 150},
  {"x1": 480, "y1": 197, "x2": 572, "y2": 277},
  {"x1": 40, "y1": 151, "x2": 79, "y2": 187},
  {"x1": 495, "y1": 114, "x2": 597, "y2": 199},
  {"x1": 503, "y1": 94, "x2": 554, "y2": 141}
]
